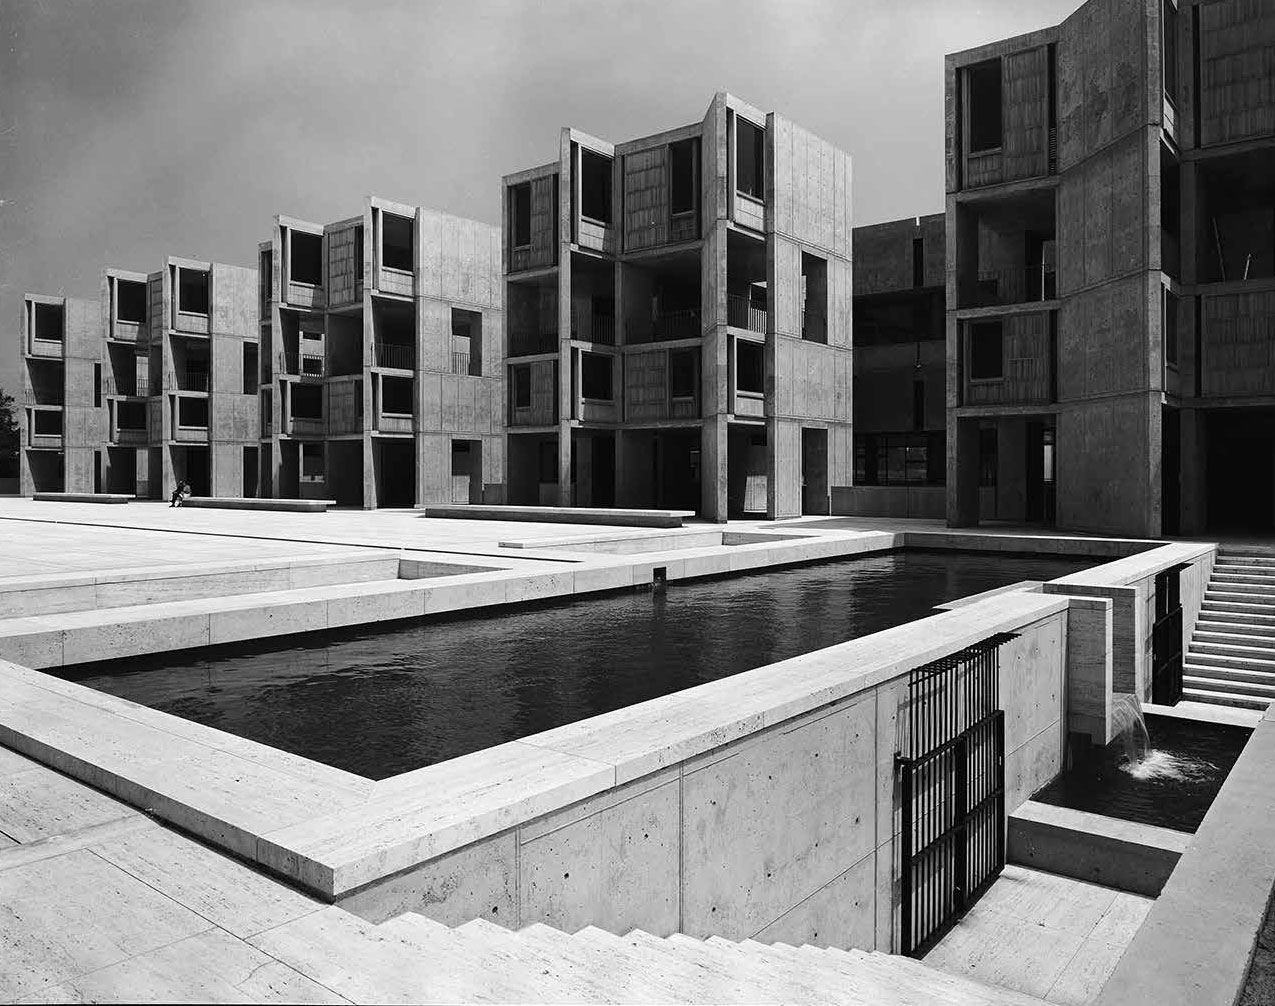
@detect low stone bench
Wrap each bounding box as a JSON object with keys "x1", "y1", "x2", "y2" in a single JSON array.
[
  {"x1": 180, "y1": 497, "x2": 337, "y2": 513},
  {"x1": 422, "y1": 504, "x2": 696, "y2": 528},
  {"x1": 33, "y1": 492, "x2": 133, "y2": 504}
]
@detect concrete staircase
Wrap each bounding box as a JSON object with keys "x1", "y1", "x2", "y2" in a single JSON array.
[
  {"x1": 1185, "y1": 548, "x2": 1275, "y2": 709},
  {"x1": 251, "y1": 905, "x2": 1048, "y2": 1005}
]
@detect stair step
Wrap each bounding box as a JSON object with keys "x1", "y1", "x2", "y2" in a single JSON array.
[
  {"x1": 661, "y1": 933, "x2": 812, "y2": 1002},
  {"x1": 1205, "y1": 585, "x2": 1275, "y2": 600},
  {"x1": 1211, "y1": 572, "x2": 1275, "y2": 586},
  {"x1": 1202, "y1": 598, "x2": 1275, "y2": 616},
  {"x1": 1196, "y1": 618, "x2": 1275, "y2": 637},
  {"x1": 1184, "y1": 673, "x2": 1275, "y2": 698},
  {"x1": 1184, "y1": 650, "x2": 1275, "y2": 672},
  {"x1": 1184, "y1": 661, "x2": 1275, "y2": 685},
  {"x1": 1182, "y1": 686, "x2": 1273, "y2": 710},
  {"x1": 570, "y1": 926, "x2": 746, "y2": 1002},
  {"x1": 1190, "y1": 638, "x2": 1275, "y2": 658}
]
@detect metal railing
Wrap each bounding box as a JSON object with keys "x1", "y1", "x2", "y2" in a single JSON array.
[
  {"x1": 173, "y1": 370, "x2": 210, "y2": 393},
  {"x1": 965, "y1": 265, "x2": 1057, "y2": 308},
  {"x1": 100, "y1": 375, "x2": 141, "y2": 397},
  {"x1": 452, "y1": 352, "x2": 480, "y2": 376},
  {"x1": 727, "y1": 294, "x2": 767, "y2": 333},
  {"x1": 374, "y1": 343, "x2": 415, "y2": 370},
  {"x1": 572, "y1": 311, "x2": 615, "y2": 346},
  {"x1": 282, "y1": 351, "x2": 326, "y2": 378},
  {"x1": 508, "y1": 330, "x2": 557, "y2": 357}
]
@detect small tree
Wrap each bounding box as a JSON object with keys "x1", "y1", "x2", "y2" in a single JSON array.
[{"x1": 0, "y1": 386, "x2": 18, "y2": 479}]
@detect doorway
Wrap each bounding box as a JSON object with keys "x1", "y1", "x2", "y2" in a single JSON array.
[
  {"x1": 1206, "y1": 409, "x2": 1274, "y2": 533},
  {"x1": 801, "y1": 427, "x2": 829, "y2": 515}
]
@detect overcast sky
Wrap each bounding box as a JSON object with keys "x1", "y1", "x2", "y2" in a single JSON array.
[{"x1": 0, "y1": 0, "x2": 1081, "y2": 393}]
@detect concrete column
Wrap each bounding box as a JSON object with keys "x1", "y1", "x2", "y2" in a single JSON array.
[
  {"x1": 949, "y1": 415, "x2": 980, "y2": 527},
  {"x1": 997, "y1": 418, "x2": 1028, "y2": 522},
  {"x1": 702, "y1": 415, "x2": 728, "y2": 522},
  {"x1": 362, "y1": 433, "x2": 376, "y2": 509}
]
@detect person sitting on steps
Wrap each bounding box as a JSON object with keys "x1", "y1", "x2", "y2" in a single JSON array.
[{"x1": 169, "y1": 480, "x2": 191, "y2": 507}]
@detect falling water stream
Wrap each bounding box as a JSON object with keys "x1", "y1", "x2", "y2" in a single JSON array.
[{"x1": 1111, "y1": 693, "x2": 1219, "y2": 784}]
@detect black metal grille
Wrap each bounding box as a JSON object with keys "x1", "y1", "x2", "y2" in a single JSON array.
[
  {"x1": 896, "y1": 633, "x2": 1016, "y2": 955},
  {"x1": 1152, "y1": 564, "x2": 1187, "y2": 705}
]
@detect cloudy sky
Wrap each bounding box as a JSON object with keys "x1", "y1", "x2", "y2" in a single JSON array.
[{"x1": 0, "y1": 0, "x2": 1080, "y2": 393}]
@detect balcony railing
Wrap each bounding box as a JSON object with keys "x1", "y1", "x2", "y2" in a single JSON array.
[
  {"x1": 174, "y1": 370, "x2": 210, "y2": 393},
  {"x1": 727, "y1": 294, "x2": 768, "y2": 333},
  {"x1": 452, "y1": 352, "x2": 478, "y2": 376},
  {"x1": 964, "y1": 265, "x2": 1057, "y2": 308},
  {"x1": 627, "y1": 308, "x2": 702, "y2": 344},
  {"x1": 282, "y1": 351, "x2": 326, "y2": 378},
  {"x1": 572, "y1": 310, "x2": 615, "y2": 346},
  {"x1": 101, "y1": 375, "x2": 141, "y2": 397},
  {"x1": 509, "y1": 330, "x2": 557, "y2": 357},
  {"x1": 374, "y1": 343, "x2": 415, "y2": 370},
  {"x1": 113, "y1": 427, "x2": 149, "y2": 445}
]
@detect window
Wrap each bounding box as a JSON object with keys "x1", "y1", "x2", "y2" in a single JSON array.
[
  {"x1": 670, "y1": 349, "x2": 697, "y2": 399},
  {"x1": 116, "y1": 280, "x2": 146, "y2": 323},
  {"x1": 1162, "y1": 0, "x2": 1179, "y2": 104},
  {"x1": 512, "y1": 183, "x2": 532, "y2": 248},
  {"x1": 1164, "y1": 288, "x2": 1179, "y2": 366},
  {"x1": 290, "y1": 231, "x2": 323, "y2": 285},
  {"x1": 452, "y1": 308, "x2": 482, "y2": 376},
  {"x1": 381, "y1": 376, "x2": 413, "y2": 415},
  {"x1": 513, "y1": 365, "x2": 531, "y2": 408},
  {"x1": 179, "y1": 270, "x2": 210, "y2": 314},
  {"x1": 117, "y1": 401, "x2": 146, "y2": 430},
  {"x1": 94, "y1": 364, "x2": 101, "y2": 408},
  {"x1": 967, "y1": 59, "x2": 1003, "y2": 153},
  {"x1": 913, "y1": 237, "x2": 926, "y2": 288},
  {"x1": 381, "y1": 213, "x2": 413, "y2": 271},
  {"x1": 33, "y1": 302, "x2": 64, "y2": 342},
  {"x1": 243, "y1": 343, "x2": 259, "y2": 395},
  {"x1": 670, "y1": 139, "x2": 697, "y2": 215},
  {"x1": 855, "y1": 432, "x2": 944, "y2": 486},
  {"x1": 579, "y1": 149, "x2": 612, "y2": 224},
  {"x1": 177, "y1": 397, "x2": 209, "y2": 428},
  {"x1": 291, "y1": 383, "x2": 322, "y2": 420},
  {"x1": 736, "y1": 118, "x2": 765, "y2": 199},
  {"x1": 968, "y1": 320, "x2": 1004, "y2": 380},
  {"x1": 736, "y1": 339, "x2": 764, "y2": 394},
  {"x1": 32, "y1": 410, "x2": 63, "y2": 436},
  {"x1": 913, "y1": 380, "x2": 926, "y2": 432},
  {"x1": 301, "y1": 443, "x2": 325, "y2": 482},
  {"x1": 581, "y1": 352, "x2": 613, "y2": 401},
  {"x1": 801, "y1": 252, "x2": 827, "y2": 343}
]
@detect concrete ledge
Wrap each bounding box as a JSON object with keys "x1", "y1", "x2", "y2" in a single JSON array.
[
  {"x1": 32, "y1": 492, "x2": 132, "y2": 504},
  {"x1": 1008, "y1": 800, "x2": 1189, "y2": 897},
  {"x1": 181, "y1": 497, "x2": 336, "y2": 512},
  {"x1": 1094, "y1": 706, "x2": 1275, "y2": 1006},
  {"x1": 423, "y1": 504, "x2": 695, "y2": 528}
]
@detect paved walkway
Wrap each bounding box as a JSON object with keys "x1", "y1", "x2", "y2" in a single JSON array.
[{"x1": 923, "y1": 864, "x2": 1153, "y2": 1005}]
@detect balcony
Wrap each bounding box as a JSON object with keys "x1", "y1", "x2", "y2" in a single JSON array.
[
  {"x1": 376, "y1": 413, "x2": 414, "y2": 434},
  {"x1": 509, "y1": 330, "x2": 558, "y2": 357},
  {"x1": 627, "y1": 307, "x2": 702, "y2": 344},
  {"x1": 28, "y1": 407, "x2": 63, "y2": 448},
  {"x1": 27, "y1": 338, "x2": 63, "y2": 360},
  {"x1": 727, "y1": 294, "x2": 767, "y2": 334},
  {"x1": 374, "y1": 343, "x2": 415, "y2": 370},
  {"x1": 733, "y1": 391, "x2": 765, "y2": 418},
  {"x1": 1200, "y1": 291, "x2": 1275, "y2": 397},
  {"x1": 113, "y1": 426, "x2": 149, "y2": 445},
  {"x1": 962, "y1": 265, "x2": 1057, "y2": 309},
  {"x1": 282, "y1": 351, "x2": 326, "y2": 379},
  {"x1": 101, "y1": 375, "x2": 143, "y2": 397},
  {"x1": 452, "y1": 352, "x2": 474, "y2": 376},
  {"x1": 571, "y1": 309, "x2": 615, "y2": 346}
]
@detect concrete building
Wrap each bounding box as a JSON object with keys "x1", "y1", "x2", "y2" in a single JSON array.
[
  {"x1": 20, "y1": 258, "x2": 259, "y2": 499},
  {"x1": 258, "y1": 200, "x2": 504, "y2": 508},
  {"x1": 945, "y1": 0, "x2": 1275, "y2": 537},
  {"x1": 501, "y1": 92, "x2": 854, "y2": 520},
  {"x1": 840, "y1": 214, "x2": 947, "y2": 519}
]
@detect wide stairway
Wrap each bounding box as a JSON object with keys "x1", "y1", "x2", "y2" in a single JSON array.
[
  {"x1": 253, "y1": 906, "x2": 1048, "y2": 1004},
  {"x1": 1185, "y1": 547, "x2": 1275, "y2": 709}
]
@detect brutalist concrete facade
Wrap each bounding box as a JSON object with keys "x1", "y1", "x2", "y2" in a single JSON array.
[
  {"x1": 20, "y1": 259, "x2": 259, "y2": 499},
  {"x1": 946, "y1": 0, "x2": 1275, "y2": 537},
  {"x1": 838, "y1": 214, "x2": 947, "y2": 519},
  {"x1": 258, "y1": 200, "x2": 504, "y2": 508},
  {"x1": 502, "y1": 92, "x2": 854, "y2": 521}
]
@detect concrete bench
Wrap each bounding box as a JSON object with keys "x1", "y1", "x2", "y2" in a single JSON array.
[
  {"x1": 422, "y1": 504, "x2": 696, "y2": 528},
  {"x1": 180, "y1": 497, "x2": 337, "y2": 513},
  {"x1": 33, "y1": 492, "x2": 133, "y2": 504}
]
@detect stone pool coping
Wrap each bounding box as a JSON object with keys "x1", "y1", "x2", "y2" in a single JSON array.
[
  {"x1": 0, "y1": 588, "x2": 1074, "y2": 901},
  {"x1": 1094, "y1": 703, "x2": 1275, "y2": 1006}
]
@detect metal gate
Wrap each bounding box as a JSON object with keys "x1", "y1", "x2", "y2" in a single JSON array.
[
  {"x1": 895, "y1": 633, "x2": 1016, "y2": 955},
  {"x1": 1152, "y1": 564, "x2": 1187, "y2": 705}
]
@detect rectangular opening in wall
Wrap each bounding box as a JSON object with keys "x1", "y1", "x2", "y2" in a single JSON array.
[
  {"x1": 513, "y1": 365, "x2": 531, "y2": 408},
  {"x1": 967, "y1": 59, "x2": 1003, "y2": 153},
  {"x1": 580, "y1": 149, "x2": 612, "y2": 225},
  {"x1": 177, "y1": 397, "x2": 209, "y2": 429},
  {"x1": 243, "y1": 446, "x2": 259, "y2": 498},
  {"x1": 32, "y1": 410, "x2": 63, "y2": 436},
  {"x1": 968, "y1": 320, "x2": 1004, "y2": 380},
  {"x1": 291, "y1": 382, "x2": 322, "y2": 420},
  {"x1": 670, "y1": 138, "x2": 697, "y2": 216},
  {"x1": 179, "y1": 270, "x2": 210, "y2": 315},
  {"x1": 33, "y1": 302, "x2": 64, "y2": 342},
  {"x1": 381, "y1": 375, "x2": 413, "y2": 416},
  {"x1": 301, "y1": 442, "x2": 324, "y2": 483},
  {"x1": 670, "y1": 348, "x2": 697, "y2": 400},
  {"x1": 451, "y1": 308, "x2": 483, "y2": 376},
  {"x1": 736, "y1": 338, "x2": 764, "y2": 394},
  {"x1": 1164, "y1": 288, "x2": 1179, "y2": 367},
  {"x1": 243, "y1": 343, "x2": 259, "y2": 394},
  {"x1": 116, "y1": 280, "x2": 147, "y2": 323},
  {"x1": 538, "y1": 440, "x2": 557, "y2": 483},
  {"x1": 290, "y1": 231, "x2": 323, "y2": 285},
  {"x1": 736, "y1": 118, "x2": 765, "y2": 200},
  {"x1": 580, "y1": 352, "x2": 613, "y2": 401},
  {"x1": 381, "y1": 213, "x2": 413, "y2": 271},
  {"x1": 978, "y1": 426, "x2": 998, "y2": 487},
  {"x1": 117, "y1": 401, "x2": 146, "y2": 430},
  {"x1": 913, "y1": 379, "x2": 926, "y2": 431},
  {"x1": 1163, "y1": 0, "x2": 1179, "y2": 105},
  {"x1": 913, "y1": 237, "x2": 926, "y2": 288},
  {"x1": 511, "y1": 183, "x2": 532, "y2": 248},
  {"x1": 94, "y1": 364, "x2": 101, "y2": 408},
  {"x1": 801, "y1": 252, "x2": 828, "y2": 343}
]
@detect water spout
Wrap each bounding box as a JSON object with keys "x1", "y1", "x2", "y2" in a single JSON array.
[{"x1": 1110, "y1": 693, "x2": 1150, "y2": 766}]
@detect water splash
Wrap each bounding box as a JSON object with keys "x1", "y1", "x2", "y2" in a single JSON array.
[
  {"x1": 1109, "y1": 693, "x2": 1219, "y2": 781},
  {"x1": 1121, "y1": 748, "x2": 1218, "y2": 782},
  {"x1": 1110, "y1": 692, "x2": 1150, "y2": 765}
]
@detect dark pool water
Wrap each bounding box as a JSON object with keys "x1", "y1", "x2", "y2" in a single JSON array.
[
  {"x1": 1033, "y1": 714, "x2": 1252, "y2": 832},
  {"x1": 65, "y1": 551, "x2": 1093, "y2": 779}
]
